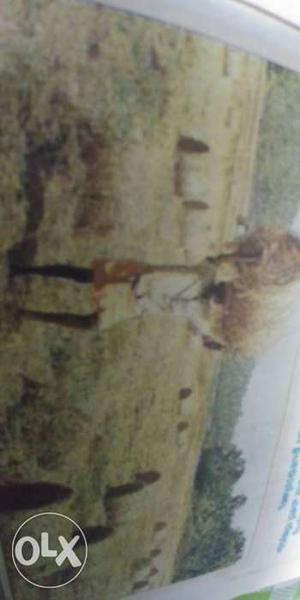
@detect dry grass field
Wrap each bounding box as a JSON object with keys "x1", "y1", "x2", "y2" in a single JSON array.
[{"x1": 0, "y1": 2, "x2": 266, "y2": 598}]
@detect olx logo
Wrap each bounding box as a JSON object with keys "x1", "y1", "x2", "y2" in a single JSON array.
[
  {"x1": 12, "y1": 512, "x2": 88, "y2": 589},
  {"x1": 15, "y1": 532, "x2": 82, "y2": 567}
]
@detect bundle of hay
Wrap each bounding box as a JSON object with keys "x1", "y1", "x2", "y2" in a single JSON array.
[{"x1": 208, "y1": 229, "x2": 300, "y2": 355}]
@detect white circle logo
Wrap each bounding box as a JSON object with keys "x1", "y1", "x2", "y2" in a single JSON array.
[{"x1": 12, "y1": 512, "x2": 88, "y2": 589}]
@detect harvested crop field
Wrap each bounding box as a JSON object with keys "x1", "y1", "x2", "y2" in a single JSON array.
[{"x1": 0, "y1": 2, "x2": 266, "y2": 598}]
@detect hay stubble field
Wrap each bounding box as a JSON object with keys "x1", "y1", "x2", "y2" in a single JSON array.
[{"x1": 0, "y1": 2, "x2": 266, "y2": 598}]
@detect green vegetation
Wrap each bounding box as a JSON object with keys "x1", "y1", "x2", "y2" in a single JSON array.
[
  {"x1": 174, "y1": 444, "x2": 246, "y2": 579},
  {"x1": 207, "y1": 356, "x2": 254, "y2": 448},
  {"x1": 175, "y1": 356, "x2": 253, "y2": 580},
  {"x1": 250, "y1": 65, "x2": 300, "y2": 228}
]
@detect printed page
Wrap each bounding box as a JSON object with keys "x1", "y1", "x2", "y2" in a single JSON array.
[{"x1": 1, "y1": 2, "x2": 300, "y2": 600}]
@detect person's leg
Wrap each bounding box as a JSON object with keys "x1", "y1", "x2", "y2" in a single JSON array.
[
  {"x1": 11, "y1": 264, "x2": 93, "y2": 283},
  {"x1": 12, "y1": 261, "x2": 203, "y2": 286}
]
